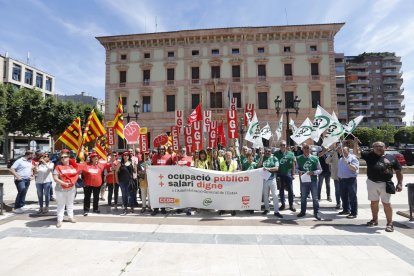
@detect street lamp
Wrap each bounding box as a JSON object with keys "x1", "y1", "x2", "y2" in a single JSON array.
[
  {"x1": 133, "y1": 100, "x2": 141, "y2": 121},
  {"x1": 239, "y1": 117, "x2": 245, "y2": 148},
  {"x1": 274, "y1": 95, "x2": 301, "y2": 146}
]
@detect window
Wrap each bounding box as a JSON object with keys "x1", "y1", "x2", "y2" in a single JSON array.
[
  {"x1": 335, "y1": 66, "x2": 345, "y2": 74},
  {"x1": 210, "y1": 92, "x2": 222, "y2": 108},
  {"x1": 311, "y1": 63, "x2": 319, "y2": 75},
  {"x1": 191, "y1": 67, "x2": 199, "y2": 80},
  {"x1": 335, "y1": 58, "x2": 343, "y2": 63},
  {"x1": 310, "y1": 45, "x2": 317, "y2": 52},
  {"x1": 232, "y1": 65, "x2": 240, "y2": 78},
  {"x1": 232, "y1": 48, "x2": 239, "y2": 54},
  {"x1": 143, "y1": 70, "x2": 150, "y2": 84},
  {"x1": 36, "y1": 73, "x2": 43, "y2": 88},
  {"x1": 311, "y1": 91, "x2": 320, "y2": 108},
  {"x1": 192, "y1": 50, "x2": 199, "y2": 56},
  {"x1": 167, "y1": 68, "x2": 175, "y2": 81},
  {"x1": 144, "y1": 53, "x2": 150, "y2": 58},
  {"x1": 232, "y1": 92, "x2": 242, "y2": 108},
  {"x1": 167, "y1": 51, "x2": 174, "y2": 57},
  {"x1": 258, "y1": 65, "x2": 266, "y2": 76},
  {"x1": 122, "y1": 96, "x2": 128, "y2": 112},
  {"x1": 211, "y1": 49, "x2": 220, "y2": 55},
  {"x1": 119, "y1": 71, "x2": 127, "y2": 83},
  {"x1": 142, "y1": 96, "x2": 151, "y2": 112},
  {"x1": 258, "y1": 92, "x2": 268, "y2": 109},
  {"x1": 120, "y1": 54, "x2": 127, "y2": 60},
  {"x1": 12, "y1": 64, "x2": 21, "y2": 81},
  {"x1": 285, "y1": 92, "x2": 294, "y2": 108},
  {"x1": 284, "y1": 46, "x2": 291, "y2": 53},
  {"x1": 211, "y1": 66, "x2": 220, "y2": 78},
  {"x1": 191, "y1": 94, "x2": 200, "y2": 109},
  {"x1": 24, "y1": 69, "x2": 33, "y2": 85},
  {"x1": 336, "y1": 83, "x2": 345, "y2": 88},
  {"x1": 45, "y1": 77, "x2": 52, "y2": 91},
  {"x1": 257, "y1": 47, "x2": 265, "y2": 53},
  {"x1": 284, "y1": 64, "x2": 292, "y2": 76},
  {"x1": 166, "y1": 95, "x2": 175, "y2": 112}
]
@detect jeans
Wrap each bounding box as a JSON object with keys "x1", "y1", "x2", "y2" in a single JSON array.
[
  {"x1": 107, "y1": 183, "x2": 119, "y2": 205},
  {"x1": 318, "y1": 172, "x2": 331, "y2": 200},
  {"x1": 36, "y1": 182, "x2": 52, "y2": 208},
  {"x1": 278, "y1": 173, "x2": 294, "y2": 206},
  {"x1": 83, "y1": 186, "x2": 101, "y2": 212},
  {"x1": 56, "y1": 188, "x2": 76, "y2": 222},
  {"x1": 119, "y1": 181, "x2": 133, "y2": 209},
  {"x1": 14, "y1": 179, "x2": 31, "y2": 209},
  {"x1": 334, "y1": 179, "x2": 341, "y2": 206},
  {"x1": 263, "y1": 178, "x2": 279, "y2": 212},
  {"x1": 339, "y1": 177, "x2": 357, "y2": 215},
  {"x1": 300, "y1": 180, "x2": 319, "y2": 214}
]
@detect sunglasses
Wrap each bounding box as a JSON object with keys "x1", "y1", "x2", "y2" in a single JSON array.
[{"x1": 61, "y1": 156, "x2": 69, "y2": 159}]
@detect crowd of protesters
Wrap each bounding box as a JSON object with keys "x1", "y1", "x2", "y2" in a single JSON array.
[{"x1": 8, "y1": 138, "x2": 403, "y2": 232}]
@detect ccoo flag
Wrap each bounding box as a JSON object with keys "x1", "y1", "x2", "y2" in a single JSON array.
[
  {"x1": 311, "y1": 105, "x2": 333, "y2": 142},
  {"x1": 322, "y1": 112, "x2": 345, "y2": 148},
  {"x1": 290, "y1": 118, "x2": 313, "y2": 145}
]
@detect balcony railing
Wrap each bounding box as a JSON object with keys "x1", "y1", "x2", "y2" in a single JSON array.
[
  {"x1": 142, "y1": 79, "x2": 150, "y2": 86},
  {"x1": 119, "y1": 82, "x2": 126, "y2": 87},
  {"x1": 191, "y1": 79, "x2": 200, "y2": 85},
  {"x1": 311, "y1": 75, "x2": 320, "y2": 81},
  {"x1": 258, "y1": 76, "x2": 266, "y2": 82},
  {"x1": 167, "y1": 80, "x2": 175, "y2": 86},
  {"x1": 232, "y1": 77, "x2": 240, "y2": 83},
  {"x1": 284, "y1": 76, "x2": 293, "y2": 81}
]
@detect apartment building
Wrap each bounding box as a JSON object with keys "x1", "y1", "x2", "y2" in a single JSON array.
[
  {"x1": 97, "y1": 23, "x2": 344, "y2": 148},
  {"x1": 0, "y1": 54, "x2": 56, "y2": 156},
  {"x1": 57, "y1": 91, "x2": 105, "y2": 113},
  {"x1": 335, "y1": 53, "x2": 347, "y2": 123},
  {"x1": 345, "y1": 53, "x2": 405, "y2": 128}
]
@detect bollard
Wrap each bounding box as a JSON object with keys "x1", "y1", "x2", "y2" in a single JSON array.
[
  {"x1": 0, "y1": 183, "x2": 3, "y2": 215},
  {"x1": 406, "y1": 183, "x2": 414, "y2": 221}
]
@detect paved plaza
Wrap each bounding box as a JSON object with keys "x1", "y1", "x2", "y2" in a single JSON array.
[{"x1": 0, "y1": 173, "x2": 413, "y2": 275}]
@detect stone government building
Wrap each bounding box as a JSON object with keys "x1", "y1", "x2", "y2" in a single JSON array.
[{"x1": 97, "y1": 23, "x2": 344, "y2": 149}]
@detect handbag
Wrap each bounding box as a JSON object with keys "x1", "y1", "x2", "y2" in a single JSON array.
[{"x1": 385, "y1": 180, "x2": 396, "y2": 194}]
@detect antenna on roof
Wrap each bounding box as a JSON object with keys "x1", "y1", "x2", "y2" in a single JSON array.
[
  {"x1": 155, "y1": 16, "x2": 157, "y2": 32},
  {"x1": 284, "y1": 8, "x2": 289, "y2": 25},
  {"x1": 27, "y1": 52, "x2": 30, "y2": 64}
]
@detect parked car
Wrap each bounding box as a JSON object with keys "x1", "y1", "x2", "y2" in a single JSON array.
[
  {"x1": 385, "y1": 149, "x2": 406, "y2": 166},
  {"x1": 398, "y1": 148, "x2": 414, "y2": 166}
]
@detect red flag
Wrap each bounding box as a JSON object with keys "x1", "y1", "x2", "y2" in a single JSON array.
[
  {"x1": 187, "y1": 103, "x2": 202, "y2": 125},
  {"x1": 171, "y1": 126, "x2": 180, "y2": 151},
  {"x1": 217, "y1": 121, "x2": 226, "y2": 147}
]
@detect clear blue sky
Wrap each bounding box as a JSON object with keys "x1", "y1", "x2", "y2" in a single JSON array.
[{"x1": 1, "y1": 0, "x2": 413, "y2": 123}]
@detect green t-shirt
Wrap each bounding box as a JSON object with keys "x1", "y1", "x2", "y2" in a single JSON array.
[
  {"x1": 273, "y1": 150, "x2": 296, "y2": 174},
  {"x1": 261, "y1": 155, "x2": 279, "y2": 179},
  {"x1": 242, "y1": 161, "x2": 257, "y2": 171},
  {"x1": 296, "y1": 154, "x2": 319, "y2": 181}
]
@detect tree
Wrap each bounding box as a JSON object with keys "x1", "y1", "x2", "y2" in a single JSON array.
[
  {"x1": 353, "y1": 127, "x2": 372, "y2": 146},
  {"x1": 379, "y1": 124, "x2": 396, "y2": 145}
]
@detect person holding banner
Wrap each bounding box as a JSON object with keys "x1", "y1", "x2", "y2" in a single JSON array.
[
  {"x1": 296, "y1": 143, "x2": 322, "y2": 220},
  {"x1": 258, "y1": 148, "x2": 283, "y2": 218},
  {"x1": 174, "y1": 147, "x2": 193, "y2": 216},
  {"x1": 196, "y1": 150, "x2": 209, "y2": 170},
  {"x1": 274, "y1": 140, "x2": 296, "y2": 212},
  {"x1": 218, "y1": 151, "x2": 239, "y2": 216},
  {"x1": 210, "y1": 149, "x2": 221, "y2": 171},
  {"x1": 242, "y1": 151, "x2": 258, "y2": 215},
  {"x1": 151, "y1": 146, "x2": 171, "y2": 216},
  {"x1": 115, "y1": 151, "x2": 137, "y2": 215}
]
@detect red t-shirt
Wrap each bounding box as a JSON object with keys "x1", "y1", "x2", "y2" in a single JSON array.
[
  {"x1": 54, "y1": 165, "x2": 80, "y2": 190},
  {"x1": 175, "y1": 156, "x2": 193, "y2": 167},
  {"x1": 80, "y1": 163, "x2": 105, "y2": 187},
  {"x1": 152, "y1": 153, "x2": 172, "y2": 166},
  {"x1": 105, "y1": 161, "x2": 118, "y2": 184}
]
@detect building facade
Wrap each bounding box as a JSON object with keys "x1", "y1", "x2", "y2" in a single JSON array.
[
  {"x1": 97, "y1": 24, "x2": 344, "y2": 149},
  {"x1": 0, "y1": 54, "x2": 56, "y2": 156},
  {"x1": 345, "y1": 53, "x2": 405, "y2": 127},
  {"x1": 335, "y1": 53, "x2": 347, "y2": 123}
]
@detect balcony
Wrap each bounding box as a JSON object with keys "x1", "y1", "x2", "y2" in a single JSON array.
[
  {"x1": 142, "y1": 79, "x2": 150, "y2": 86},
  {"x1": 382, "y1": 62, "x2": 402, "y2": 68},
  {"x1": 385, "y1": 112, "x2": 405, "y2": 118},
  {"x1": 347, "y1": 71, "x2": 369, "y2": 77},
  {"x1": 383, "y1": 56, "x2": 401, "y2": 62},
  {"x1": 384, "y1": 104, "x2": 404, "y2": 110},
  {"x1": 284, "y1": 76, "x2": 293, "y2": 81},
  {"x1": 232, "y1": 77, "x2": 240, "y2": 83},
  {"x1": 348, "y1": 96, "x2": 372, "y2": 102},
  {"x1": 191, "y1": 79, "x2": 200, "y2": 85},
  {"x1": 258, "y1": 76, "x2": 266, "y2": 82},
  {"x1": 311, "y1": 75, "x2": 320, "y2": 81},
  {"x1": 347, "y1": 79, "x2": 370, "y2": 85},
  {"x1": 384, "y1": 96, "x2": 403, "y2": 102},
  {"x1": 383, "y1": 78, "x2": 403, "y2": 84},
  {"x1": 346, "y1": 62, "x2": 368, "y2": 69},
  {"x1": 348, "y1": 104, "x2": 371, "y2": 110},
  {"x1": 347, "y1": 87, "x2": 370, "y2": 93},
  {"x1": 167, "y1": 80, "x2": 175, "y2": 86},
  {"x1": 119, "y1": 82, "x2": 126, "y2": 87}
]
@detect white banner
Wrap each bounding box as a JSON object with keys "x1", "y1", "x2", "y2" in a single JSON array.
[{"x1": 147, "y1": 166, "x2": 264, "y2": 210}]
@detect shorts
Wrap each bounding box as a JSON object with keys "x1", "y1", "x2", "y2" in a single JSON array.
[{"x1": 367, "y1": 179, "x2": 391, "y2": 204}]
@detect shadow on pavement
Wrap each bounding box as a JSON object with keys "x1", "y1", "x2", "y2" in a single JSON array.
[
  {"x1": 25, "y1": 218, "x2": 56, "y2": 228},
  {"x1": 311, "y1": 223, "x2": 383, "y2": 234}
]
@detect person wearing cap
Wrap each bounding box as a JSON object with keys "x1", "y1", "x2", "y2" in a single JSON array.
[
  {"x1": 115, "y1": 151, "x2": 137, "y2": 215},
  {"x1": 53, "y1": 152, "x2": 80, "y2": 228},
  {"x1": 105, "y1": 152, "x2": 120, "y2": 208},
  {"x1": 80, "y1": 152, "x2": 105, "y2": 216},
  {"x1": 9, "y1": 150, "x2": 35, "y2": 214},
  {"x1": 34, "y1": 152, "x2": 54, "y2": 214}
]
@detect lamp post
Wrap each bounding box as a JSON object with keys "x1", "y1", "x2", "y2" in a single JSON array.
[
  {"x1": 125, "y1": 100, "x2": 141, "y2": 123},
  {"x1": 274, "y1": 95, "x2": 301, "y2": 147},
  {"x1": 239, "y1": 117, "x2": 244, "y2": 149}
]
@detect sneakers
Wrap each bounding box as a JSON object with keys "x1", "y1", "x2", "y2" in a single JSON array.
[
  {"x1": 218, "y1": 210, "x2": 225, "y2": 216},
  {"x1": 13, "y1": 208, "x2": 24, "y2": 214},
  {"x1": 43, "y1": 207, "x2": 49, "y2": 214},
  {"x1": 335, "y1": 204, "x2": 341, "y2": 210},
  {"x1": 36, "y1": 208, "x2": 43, "y2": 214},
  {"x1": 338, "y1": 211, "x2": 350, "y2": 215},
  {"x1": 262, "y1": 210, "x2": 269, "y2": 215},
  {"x1": 314, "y1": 214, "x2": 322, "y2": 221},
  {"x1": 279, "y1": 204, "x2": 286, "y2": 211},
  {"x1": 346, "y1": 214, "x2": 357, "y2": 219},
  {"x1": 327, "y1": 197, "x2": 332, "y2": 202},
  {"x1": 68, "y1": 217, "x2": 77, "y2": 223},
  {"x1": 56, "y1": 221, "x2": 62, "y2": 228},
  {"x1": 121, "y1": 209, "x2": 128, "y2": 216},
  {"x1": 385, "y1": 224, "x2": 394, "y2": 232},
  {"x1": 274, "y1": 212, "x2": 283, "y2": 218},
  {"x1": 297, "y1": 212, "x2": 306, "y2": 218}
]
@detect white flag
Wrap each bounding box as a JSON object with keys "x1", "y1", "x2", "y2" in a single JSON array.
[
  {"x1": 245, "y1": 112, "x2": 263, "y2": 148},
  {"x1": 275, "y1": 115, "x2": 283, "y2": 142},
  {"x1": 261, "y1": 123, "x2": 273, "y2": 140},
  {"x1": 322, "y1": 112, "x2": 345, "y2": 148},
  {"x1": 289, "y1": 119, "x2": 297, "y2": 133},
  {"x1": 311, "y1": 105, "x2": 333, "y2": 142},
  {"x1": 290, "y1": 118, "x2": 313, "y2": 145},
  {"x1": 344, "y1": 116, "x2": 364, "y2": 134}
]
